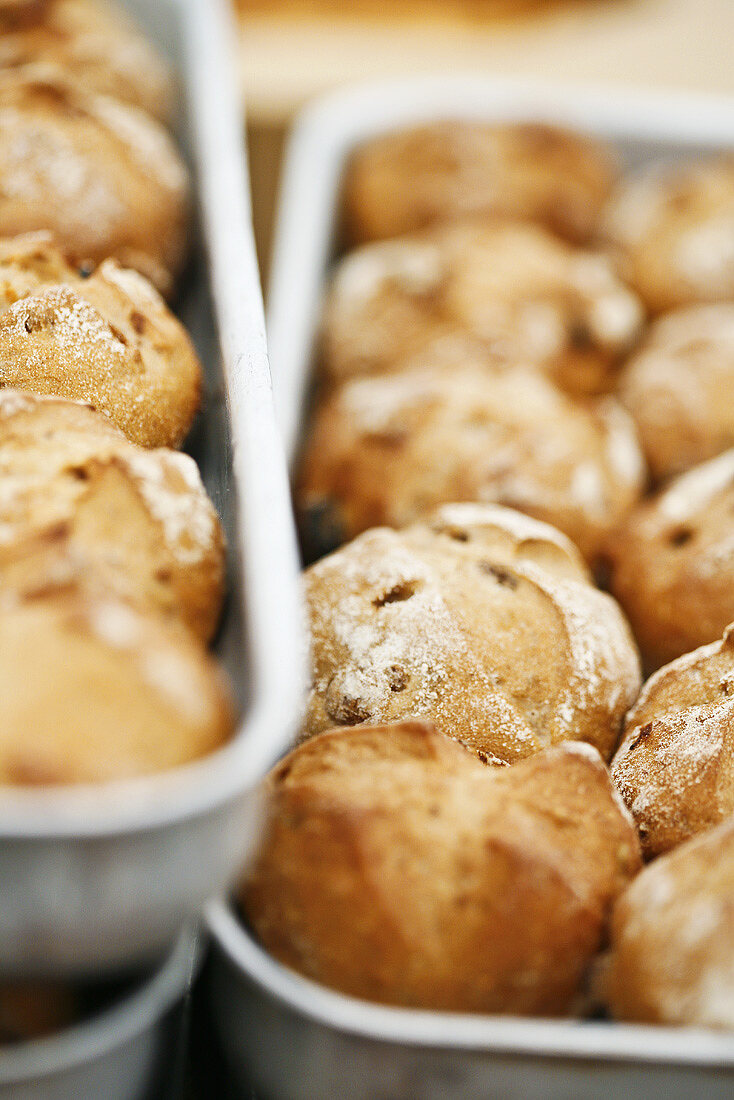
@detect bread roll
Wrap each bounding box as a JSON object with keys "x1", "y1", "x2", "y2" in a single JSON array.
[
  {"x1": 322, "y1": 218, "x2": 644, "y2": 397},
  {"x1": 606, "y1": 450, "x2": 734, "y2": 670},
  {"x1": 342, "y1": 120, "x2": 615, "y2": 246},
  {"x1": 0, "y1": 66, "x2": 189, "y2": 295},
  {"x1": 303, "y1": 502, "x2": 641, "y2": 761},
  {"x1": 605, "y1": 818, "x2": 734, "y2": 1029},
  {"x1": 0, "y1": 582, "x2": 234, "y2": 785},
  {"x1": 611, "y1": 625, "x2": 734, "y2": 859},
  {"x1": 298, "y1": 359, "x2": 644, "y2": 564},
  {"x1": 0, "y1": 390, "x2": 224, "y2": 641},
  {"x1": 0, "y1": 238, "x2": 202, "y2": 447},
  {"x1": 243, "y1": 724, "x2": 641, "y2": 1014},
  {"x1": 619, "y1": 303, "x2": 734, "y2": 482},
  {"x1": 602, "y1": 157, "x2": 734, "y2": 313},
  {"x1": 0, "y1": 0, "x2": 175, "y2": 121}
]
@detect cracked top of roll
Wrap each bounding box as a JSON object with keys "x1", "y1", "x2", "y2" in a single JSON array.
[
  {"x1": 0, "y1": 233, "x2": 201, "y2": 448},
  {"x1": 0, "y1": 388, "x2": 225, "y2": 642},
  {"x1": 303, "y1": 502, "x2": 640, "y2": 762}
]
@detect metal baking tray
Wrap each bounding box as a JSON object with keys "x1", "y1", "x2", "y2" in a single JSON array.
[
  {"x1": 0, "y1": 0, "x2": 304, "y2": 977},
  {"x1": 206, "y1": 76, "x2": 734, "y2": 1098},
  {"x1": 0, "y1": 926, "x2": 198, "y2": 1100}
]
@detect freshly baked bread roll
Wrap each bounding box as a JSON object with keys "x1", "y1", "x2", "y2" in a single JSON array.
[
  {"x1": 342, "y1": 120, "x2": 616, "y2": 247},
  {"x1": 601, "y1": 157, "x2": 734, "y2": 313},
  {"x1": 243, "y1": 724, "x2": 641, "y2": 1014},
  {"x1": 298, "y1": 360, "x2": 645, "y2": 564},
  {"x1": 0, "y1": 248, "x2": 202, "y2": 447},
  {"x1": 303, "y1": 503, "x2": 641, "y2": 761},
  {"x1": 611, "y1": 625, "x2": 734, "y2": 859},
  {"x1": 605, "y1": 818, "x2": 734, "y2": 1028},
  {"x1": 322, "y1": 218, "x2": 644, "y2": 396},
  {"x1": 606, "y1": 450, "x2": 734, "y2": 670},
  {"x1": 0, "y1": 583, "x2": 234, "y2": 784},
  {"x1": 619, "y1": 304, "x2": 734, "y2": 482},
  {"x1": 0, "y1": 0, "x2": 175, "y2": 121},
  {"x1": 0, "y1": 982, "x2": 77, "y2": 1043},
  {"x1": 0, "y1": 66, "x2": 189, "y2": 296},
  {"x1": 0, "y1": 390, "x2": 225, "y2": 642}
]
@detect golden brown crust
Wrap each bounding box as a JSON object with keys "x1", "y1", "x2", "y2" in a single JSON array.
[
  {"x1": 605, "y1": 818, "x2": 734, "y2": 1028},
  {"x1": 298, "y1": 360, "x2": 645, "y2": 564},
  {"x1": 611, "y1": 626, "x2": 734, "y2": 859},
  {"x1": 0, "y1": 982, "x2": 77, "y2": 1043},
  {"x1": 0, "y1": 0, "x2": 176, "y2": 121},
  {"x1": 606, "y1": 451, "x2": 734, "y2": 670},
  {"x1": 303, "y1": 503, "x2": 640, "y2": 761},
  {"x1": 243, "y1": 725, "x2": 641, "y2": 1014},
  {"x1": 601, "y1": 157, "x2": 734, "y2": 313},
  {"x1": 0, "y1": 247, "x2": 202, "y2": 447},
  {"x1": 0, "y1": 582, "x2": 234, "y2": 785},
  {"x1": 342, "y1": 121, "x2": 616, "y2": 246},
  {"x1": 619, "y1": 303, "x2": 734, "y2": 483},
  {"x1": 0, "y1": 390, "x2": 225, "y2": 642},
  {"x1": 322, "y1": 218, "x2": 644, "y2": 397},
  {"x1": 0, "y1": 66, "x2": 189, "y2": 295}
]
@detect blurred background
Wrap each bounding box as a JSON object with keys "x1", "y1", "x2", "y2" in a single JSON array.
[{"x1": 233, "y1": 0, "x2": 733, "y2": 286}]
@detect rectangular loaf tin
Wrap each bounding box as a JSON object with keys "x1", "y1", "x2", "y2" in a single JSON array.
[
  {"x1": 206, "y1": 75, "x2": 734, "y2": 1098},
  {"x1": 0, "y1": 0, "x2": 304, "y2": 979}
]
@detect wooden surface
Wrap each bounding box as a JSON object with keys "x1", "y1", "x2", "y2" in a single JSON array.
[
  {"x1": 238, "y1": 0, "x2": 734, "y2": 281},
  {"x1": 239, "y1": 0, "x2": 734, "y2": 123}
]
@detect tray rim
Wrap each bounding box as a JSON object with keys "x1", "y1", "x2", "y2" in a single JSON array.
[{"x1": 208, "y1": 899, "x2": 734, "y2": 1066}]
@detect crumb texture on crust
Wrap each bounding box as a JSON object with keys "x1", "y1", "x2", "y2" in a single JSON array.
[
  {"x1": 611, "y1": 625, "x2": 734, "y2": 859},
  {"x1": 322, "y1": 217, "x2": 644, "y2": 398},
  {"x1": 342, "y1": 120, "x2": 616, "y2": 247},
  {"x1": 0, "y1": 585, "x2": 234, "y2": 785},
  {"x1": 298, "y1": 359, "x2": 645, "y2": 564},
  {"x1": 243, "y1": 724, "x2": 640, "y2": 1014},
  {"x1": 0, "y1": 389, "x2": 225, "y2": 641},
  {"x1": 606, "y1": 449, "x2": 734, "y2": 670},
  {"x1": 605, "y1": 818, "x2": 734, "y2": 1029},
  {"x1": 0, "y1": 238, "x2": 202, "y2": 448},
  {"x1": 303, "y1": 504, "x2": 640, "y2": 762},
  {"x1": 601, "y1": 156, "x2": 734, "y2": 313},
  {"x1": 619, "y1": 303, "x2": 734, "y2": 482}
]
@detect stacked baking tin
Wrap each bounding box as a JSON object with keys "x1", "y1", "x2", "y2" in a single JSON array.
[{"x1": 0, "y1": 0, "x2": 303, "y2": 1095}]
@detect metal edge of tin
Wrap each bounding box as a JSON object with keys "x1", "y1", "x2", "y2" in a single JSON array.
[
  {"x1": 0, "y1": 0, "x2": 305, "y2": 975},
  {"x1": 207, "y1": 75, "x2": 734, "y2": 1094},
  {"x1": 0, "y1": 925, "x2": 199, "y2": 1099}
]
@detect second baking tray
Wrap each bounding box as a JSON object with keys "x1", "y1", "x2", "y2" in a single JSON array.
[
  {"x1": 0, "y1": 927, "x2": 198, "y2": 1100},
  {"x1": 0, "y1": 0, "x2": 304, "y2": 977},
  {"x1": 208, "y1": 75, "x2": 734, "y2": 1097}
]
